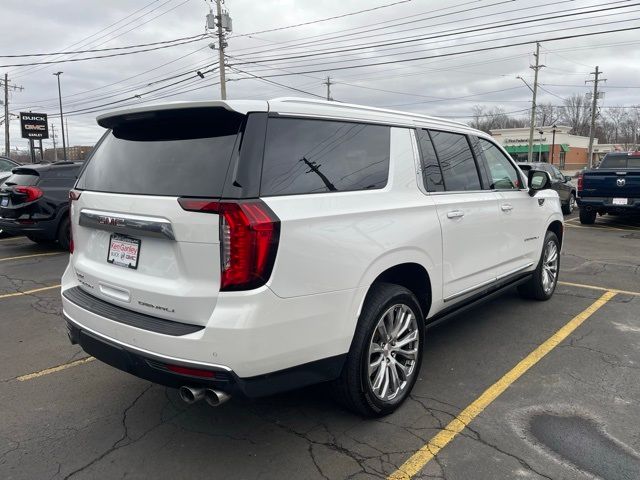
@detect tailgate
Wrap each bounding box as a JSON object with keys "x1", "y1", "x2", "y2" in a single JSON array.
[
  {"x1": 582, "y1": 170, "x2": 640, "y2": 198},
  {"x1": 69, "y1": 106, "x2": 246, "y2": 326}
]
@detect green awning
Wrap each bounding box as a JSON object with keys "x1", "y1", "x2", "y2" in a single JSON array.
[{"x1": 504, "y1": 144, "x2": 570, "y2": 154}]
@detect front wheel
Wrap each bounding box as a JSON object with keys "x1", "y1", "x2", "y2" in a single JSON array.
[
  {"x1": 518, "y1": 231, "x2": 560, "y2": 301},
  {"x1": 332, "y1": 283, "x2": 424, "y2": 417}
]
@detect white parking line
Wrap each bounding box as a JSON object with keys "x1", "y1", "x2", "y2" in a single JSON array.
[
  {"x1": 16, "y1": 357, "x2": 95, "y2": 382},
  {"x1": 0, "y1": 284, "x2": 61, "y2": 299},
  {"x1": 0, "y1": 252, "x2": 64, "y2": 262}
]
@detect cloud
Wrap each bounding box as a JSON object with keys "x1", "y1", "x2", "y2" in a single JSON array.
[{"x1": 1, "y1": 0, "x2": 638, "y2": 154}]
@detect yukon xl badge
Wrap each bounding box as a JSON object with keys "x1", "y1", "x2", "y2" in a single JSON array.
[
  {"x1": 617, "y1": 178, "x2": 626, "y2": 187},
  {"x1": 98, "y1": 215, "x2": 125, "y2": 227}
]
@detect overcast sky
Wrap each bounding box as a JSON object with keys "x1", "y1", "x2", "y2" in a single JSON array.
[{"x1": 1, "y1": 0, "x2": 639, "y2": 153}]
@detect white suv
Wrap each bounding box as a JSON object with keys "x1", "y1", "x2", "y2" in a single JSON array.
[{"x1": 62, "y1": 98, "x2": 563, "y2": 416}]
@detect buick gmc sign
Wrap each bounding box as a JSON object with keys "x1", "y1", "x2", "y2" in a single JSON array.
[{"x1": 20, "y1": 112, "x2": 49, "y2": 139}]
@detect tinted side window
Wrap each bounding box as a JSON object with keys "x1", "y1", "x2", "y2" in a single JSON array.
[
  {"x1": 477, "y1": 138, "x2": 521, "y2": 190},
  {"x1": 550, "y1": 165, "x2": 565, "y2": 182},
  {"x1": 416, "y1": 129, "x2": 444, "y2": 192},
  {"x1": 261, "y1": 118, "x2": 390, "y2": 196},
  {"x1": 429, "y1": 130, "x2": 481, "y2": 191}
]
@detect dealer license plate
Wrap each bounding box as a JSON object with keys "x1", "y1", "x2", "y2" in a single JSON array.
[
  {"x1": 1, "y1": 196, "x2": 8, "y2": 207},
  {"x1": 612, "y1": 198, "x2": 628, "y2": 205},
  {"x1": 107, "y1": 234, "x2": 141, "y2": 269}
]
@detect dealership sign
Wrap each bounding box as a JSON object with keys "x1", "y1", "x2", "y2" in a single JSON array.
[{"x1": 20, "y1": 112, "x2": 49, "y2": 139}]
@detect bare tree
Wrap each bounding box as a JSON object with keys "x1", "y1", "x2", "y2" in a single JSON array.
[
  {"x1": 470, "y1": 105, "x2": 526, "y2": 133},
  {"x1": 536, "y1": 103, "x2": 561, "y2": 127},
  {"x1": 559, "y1": 94, "x2": 590, "y2": 136},
  {"x1": 604, "y1": 107, "x2": 628, "y2": 144}
]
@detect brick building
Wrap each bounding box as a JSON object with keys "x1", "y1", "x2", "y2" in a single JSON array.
[{"x1": 490, "y1": 125, "x2": 593, "y2": 171}]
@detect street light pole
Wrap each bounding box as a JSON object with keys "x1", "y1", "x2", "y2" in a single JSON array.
[
  {"x1": 550, "y1": 125, "x2": 557, "y2": 165},
  {"x1": 53, "y1": 72, "x2": 67, "y2": 159}
]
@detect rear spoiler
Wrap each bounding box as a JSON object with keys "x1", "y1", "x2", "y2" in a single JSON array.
[{"x1": 11, "y1": 167, "x2": 40, "y2": 176}]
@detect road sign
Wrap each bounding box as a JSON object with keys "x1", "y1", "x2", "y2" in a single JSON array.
[{"x1": 20, "y1": 112, "x2": 49, "y2": 139}]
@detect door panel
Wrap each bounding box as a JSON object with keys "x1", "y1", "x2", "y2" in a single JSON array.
[{"x1": 432, "y1": 192, "x2": 500, "y2": 300}]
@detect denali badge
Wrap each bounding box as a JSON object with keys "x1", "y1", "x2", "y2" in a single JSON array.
[
  {"x1": 98, "y1": 215, "x2": 125, "y2": 227},
  {"x1": 617, "y1": 178, "x2": 626, "y2": 187}
]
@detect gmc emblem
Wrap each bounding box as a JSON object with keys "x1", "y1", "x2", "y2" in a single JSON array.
[
  {"x1": 617, "y1": 178, "x2": 626, "y2": 187},
  {"x1": 98, "y1": 216, "x2": 125, "y2": 227}
]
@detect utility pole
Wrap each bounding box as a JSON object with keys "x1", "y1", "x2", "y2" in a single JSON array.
[
  {"x1": 51, "y1": 124, "x2": 58, "y2": 161},
  {"x1": 2, "y1": 74, "x2": 24, "y2": 157},
  {"x1": 586, "y1": 66, "x2": 606, "y2": 168},
  {"x1": 527, "y1": 43, "x2": 544, "y2": 163},
  {"x1": 300, "y1": 157, "x2": 336, "y2": 191},
  {"x1": 53, "y1": 72, "x2": 67, "y2": 159},
  {"x1": 206, "y1": 1, "x2": 232, "y2": 100},
  {"x1": 323, "y1": 76, "x2": 333, "y2": 101}
]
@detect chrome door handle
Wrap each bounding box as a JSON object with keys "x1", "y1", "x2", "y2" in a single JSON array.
[
  {"x1": 501, "y1": 204, "x2": 513, "y2": 212},
  {"x1": 447, "y1": 210, "x2": 464, "y2": 219}
]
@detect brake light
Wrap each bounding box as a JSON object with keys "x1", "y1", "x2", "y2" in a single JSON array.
[
  {"x1": 68, "y1": 190, "x2": 82, "y2": 254},
  {"x1": 178, "y1": 198, "x2": 280, "y2": 291},
  {"x1": 14, "y1": 186, "x2": 43, "y2": 202},
  {"x1": 577, "y1": 173, "x2": 583, "y2": 192}
]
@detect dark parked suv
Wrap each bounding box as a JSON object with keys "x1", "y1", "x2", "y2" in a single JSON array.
[{"x1": 0, "y1": 161, "x2": 83, "y2": 248}]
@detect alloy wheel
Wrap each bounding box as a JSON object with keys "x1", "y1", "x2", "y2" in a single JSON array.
[
  {"x1": 541, "y1": 240, "x2": 559, "y2": 294},
  {"x1": 367, "y1": 304, "x2": 419, "y2": 401}
]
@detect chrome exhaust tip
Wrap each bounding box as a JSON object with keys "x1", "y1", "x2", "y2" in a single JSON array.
[
  {"x1": 204, "y1": 388, "x2": 231, "y2": 407},
  {"x1": 179, "y1": 386, "x2": 205, "y2": 404}
]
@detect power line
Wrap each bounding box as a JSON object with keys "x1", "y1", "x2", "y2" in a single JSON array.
[
  {"x1": 228, "y1": 66, "x2": 326, "y2": 99},
  {"x1": 228, "y1": 4, "x2": 640, "y2": 67},
  {"x1": 0, "y1": 33, "x2": 207, "y2": 57},
  {"x1": 0, "y1": 36, "x2": 208, "y2": 68}
]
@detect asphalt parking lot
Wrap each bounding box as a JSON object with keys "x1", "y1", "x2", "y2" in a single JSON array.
[{"x1": 1, "y1": 211, "x2": 639, "y2": 480}]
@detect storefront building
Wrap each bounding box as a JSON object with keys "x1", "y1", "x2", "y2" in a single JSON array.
[{"x1": 490, "y1": 125, "x2": 594, "y2": 171}]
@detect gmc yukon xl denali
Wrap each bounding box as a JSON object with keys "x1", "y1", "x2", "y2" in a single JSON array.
[
  {"x1": 62, "y1": 98, "x2": 563, "y2": 416},
  {"x1": 577, "y1": 151, "x2": 640, "y2": 224}
]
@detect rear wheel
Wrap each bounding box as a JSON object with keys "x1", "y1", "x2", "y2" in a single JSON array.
[
  {"x1": 332, "y1": 283, "x2": 424, "y2": 417},
  {"x1": 57, "y1": 215, "x2": 71, "y2": 251},
  {"x1": 562, "y1": 193, "x2": 576, "y2": 215},
  {"x1": 579, "y1": 208, "x2": 597, "y2": 224},
  {"x1": 518, "y1": 231, "x2": 560, "y2": 301}
]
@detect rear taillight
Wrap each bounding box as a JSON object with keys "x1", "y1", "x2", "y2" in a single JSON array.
[
  {"x1": 68, "y1": 190, "x2": 82, "y2": 254},
  {"x1": 577, "y1": 173, "x2": 583, "y2": 192},
  {"x1": 178, "y1": 198, "x2": 280, "y2": 291},
  {"x1": 14, "y1": 186, "x2": 43, "y2": 202}
]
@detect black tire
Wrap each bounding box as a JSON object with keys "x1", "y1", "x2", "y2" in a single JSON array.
[
  {"x1": 562, "y1": 193, "x2": 576, "y2": 215},
  {"x1": 579, "y1": 208, "x2": 597, "y2": 225},
  {"x1": 56, "y1": 215, "x2": 71, "y2": 251},
  {"x1": 26, "y1": 234, "x2": 53, "y2": 244},
  {"x1": 332, "y1": 282, "x2": 425, "y2": 417},
  {"x1": 518, "y1": 231, "x2": 560, "y2": 301}
]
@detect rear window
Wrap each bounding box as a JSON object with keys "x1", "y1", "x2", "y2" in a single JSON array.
[
  {"x1": 76, "y1": 108, "x2": 243, "y2": 197},
  {"x1": 260, "y1": 118, "x2": 390, "y2": 196},
  {"x1": 3, "y1": 172, "x2": 39, "y2": 186},
  {"x1": 599, "y1": 154, "x2": 640, "y2": 169}
]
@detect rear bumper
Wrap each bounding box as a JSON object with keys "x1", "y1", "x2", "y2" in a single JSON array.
[
  {"x1": 65, "y1": 317, "x2": 346, "y2": 397},
  {"x1": 577, "y1": 197, "x2": 640, "y2": 213},
  {"x1": 0, "y1": 214, "x2": 60, "y2": 239}
]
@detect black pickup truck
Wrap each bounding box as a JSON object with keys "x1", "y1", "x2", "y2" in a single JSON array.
[{"x1": 577, "y1": 152, "x2": 640, "y2": 224}]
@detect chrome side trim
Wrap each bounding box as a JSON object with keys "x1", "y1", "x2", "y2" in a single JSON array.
[
  {"x1": 444, "y1": 262, "x2": 535, "y2": 302},
  {"x1": 79, "y1": 208, "x2": 175, "y2": 240},
  {"x1": 443, "y1": 277, "x2": 497, "y2": 303},
  {"x1": 496, "y1": 262, "x2": 535, "y2": 281}
]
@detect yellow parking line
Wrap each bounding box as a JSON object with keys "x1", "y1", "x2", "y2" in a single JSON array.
[
  {"x1": 559, "y1": 280, "x2": 640, "y2": 297},
  {"x1": 16, "y1": 357, "x2": 95, "y2": 382},
  {"x1": 0, "y1": 284, "x2": 61, "y2": 299},
  {"x1": 388, "y1": 291, "x2": 617, "y2": 480},
  {"x1": 565, "y1": 223, "x2": 632, "y2": 232},
  {"x1": 0, "y1": 252, "x2": 64, "y2": 262}
]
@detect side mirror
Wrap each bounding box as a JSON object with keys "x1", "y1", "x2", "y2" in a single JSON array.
[
  {"x1": 564, "y1": 175, "x2": 572, "y2": 182},
  {"x1": 527, "y1": 169, "x2": 552, "y2": 196}
]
